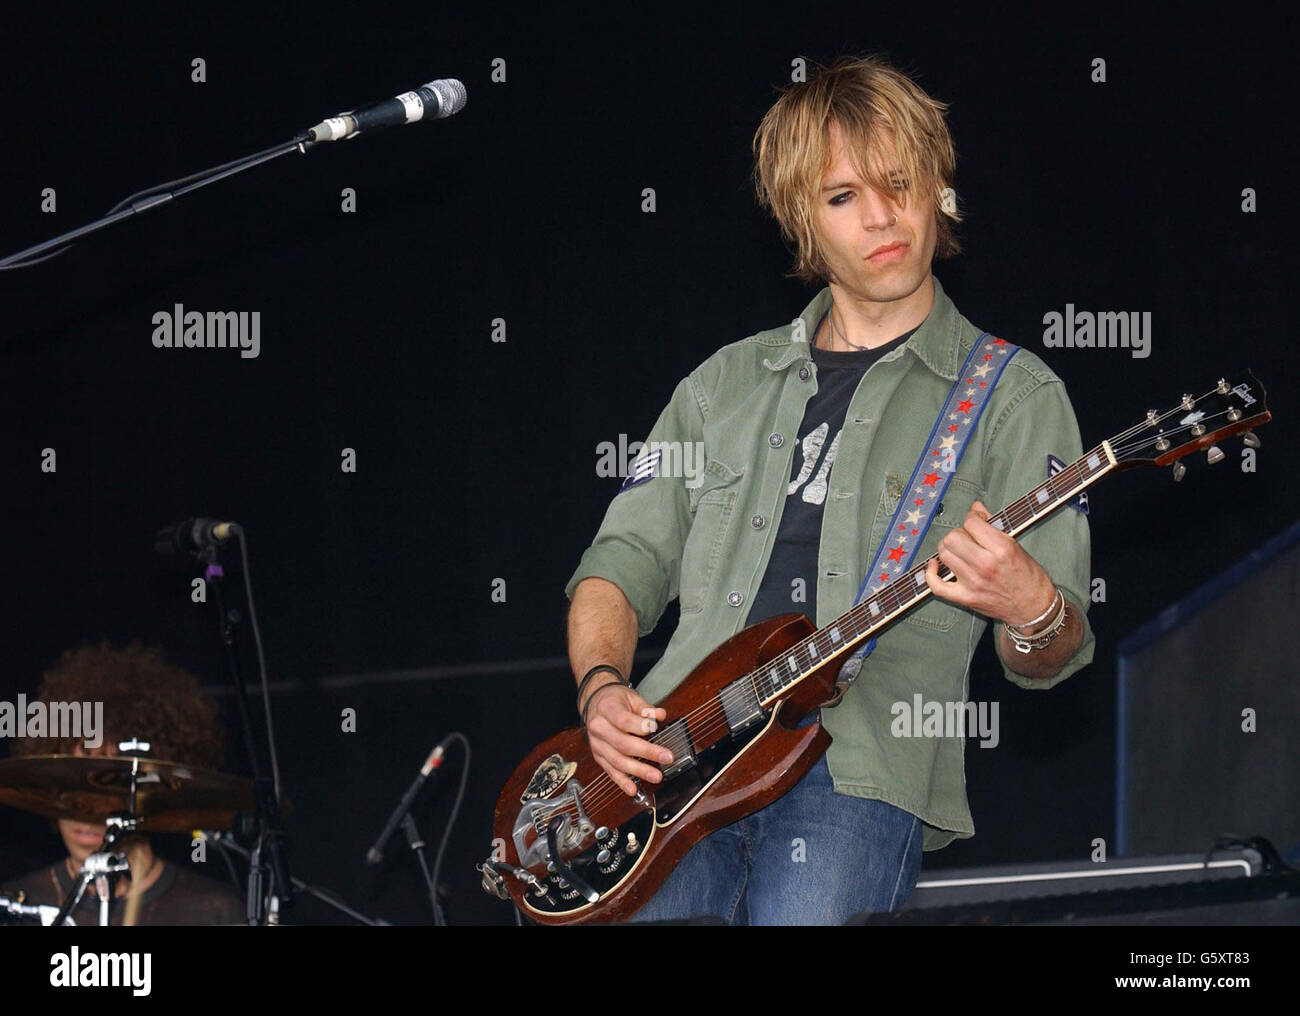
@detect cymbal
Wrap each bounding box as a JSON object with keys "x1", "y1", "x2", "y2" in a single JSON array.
[{"x1": 0, "y1": 755, "x2": 253, "y2": 833}]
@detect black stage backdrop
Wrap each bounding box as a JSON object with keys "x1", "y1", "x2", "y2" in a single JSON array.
[{"x1": 0, "y1": 5, "x2": 1294, "y2": 926}]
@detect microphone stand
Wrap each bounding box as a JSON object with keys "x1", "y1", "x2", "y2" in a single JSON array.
[
  {"x1": 0, "y1": 135, "x2": 315, "y2": 268},
  {"x1": 208, "y1": 832, "x2": 390, "y2": 927},
  {"x1": 200, "y1": 546, "x2": 294, "y2": 925},
  {"x1": 400, "y1": 812, "x2": 444, "y2": 925}
]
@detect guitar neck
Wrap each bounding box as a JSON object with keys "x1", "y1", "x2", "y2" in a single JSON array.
[{"x1": 749, "y1": 441, "x2": 1118, "y2": 705}]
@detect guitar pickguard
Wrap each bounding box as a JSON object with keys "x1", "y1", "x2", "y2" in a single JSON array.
[{"x1": 651, "y1": 711, "x2": 767, "y2": 823}]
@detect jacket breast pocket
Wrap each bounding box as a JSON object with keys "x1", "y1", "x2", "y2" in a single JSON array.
[
  {"x1": 680, "y1": 458, "x2": 744, "y2": 615},
  {"x1": 871, "y1": 472, "x2": 983, "y2": 633}
]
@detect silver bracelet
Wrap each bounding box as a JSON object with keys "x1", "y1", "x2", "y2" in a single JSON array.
[
  {"x1": 1009, "y1": 588, "x2": 1062, "y2": 631},
  {"x1": 1005, "y1": 590, "x2": 1067, "y2": 654}
]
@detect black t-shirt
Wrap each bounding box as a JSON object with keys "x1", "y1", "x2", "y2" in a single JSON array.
[
  {"x1": 3, "y1": 859, "x2": 246, "y2": 926},
  {"x1": 746, "y1": 324, "x2": 917, "y2": 627}
]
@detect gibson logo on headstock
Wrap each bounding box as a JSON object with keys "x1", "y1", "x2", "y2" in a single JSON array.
[
  {"x1": 1231, "y1": 383, "x2": 1256, "y2": 406},
  {"x1": 521, "y1": 754, "x2": 576, "y2": 803}
]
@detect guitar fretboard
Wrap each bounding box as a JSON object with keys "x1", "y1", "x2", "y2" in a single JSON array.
[{"x1": 743, "y1": 441, "x2": 1116, "y2": 705}]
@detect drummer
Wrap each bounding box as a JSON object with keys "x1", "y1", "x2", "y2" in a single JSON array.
[{"x1": 0, "y1": 641, "x2": 245, "y2": 925}]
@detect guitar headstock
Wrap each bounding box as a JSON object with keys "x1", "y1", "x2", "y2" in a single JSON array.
[{"x1": 1108, "y1": 371, "x2": 1270, "y2": 471}]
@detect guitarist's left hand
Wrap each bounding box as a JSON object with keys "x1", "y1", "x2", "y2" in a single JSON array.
[{"x1": 924, "y1": 500, "x2": 1056, "y2": 627}]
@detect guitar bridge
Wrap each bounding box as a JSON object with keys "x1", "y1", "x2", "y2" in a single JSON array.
[{"x1": 513, "y1": 779, "x2": 592, "y2": 867}]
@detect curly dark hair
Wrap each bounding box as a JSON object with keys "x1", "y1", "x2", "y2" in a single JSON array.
[{"x1": 11, "y1": 641, "x2": 224, "y2": 768}]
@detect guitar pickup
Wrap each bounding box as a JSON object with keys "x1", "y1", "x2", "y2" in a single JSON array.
[
  {"x1": 721, "y1": 680, "x2": 764, "y2": 734},
  {"x1": 658, "y1": 719, "x2": 695, "y2": 779}
]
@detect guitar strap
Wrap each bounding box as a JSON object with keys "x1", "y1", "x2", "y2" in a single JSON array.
[{"x1": 831, "y1": 332, "x2": 1021, "y2": 698}]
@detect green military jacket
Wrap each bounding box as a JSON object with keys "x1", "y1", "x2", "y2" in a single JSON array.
[{"x1": 566, "y1": 276, "x2": 1094, "y2": 850}]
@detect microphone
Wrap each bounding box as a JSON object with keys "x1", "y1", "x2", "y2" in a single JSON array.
[
  {"x1": 365, "y1": 740, "x2": 448, "y2": 866},
  {"x1": 306, "y1": 79, "x2": 467, "y2": 142},
  {"x1": 154, "y1": 517, "x2": 241, "y2": 557}
]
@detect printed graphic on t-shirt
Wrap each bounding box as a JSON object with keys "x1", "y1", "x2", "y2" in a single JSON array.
[{"x1": 788, "y1": 423, "x2": 842, "y2": 506}]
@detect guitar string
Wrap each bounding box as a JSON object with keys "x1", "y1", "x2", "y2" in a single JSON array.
[{"x1": 535, "y1": 389, "x2": 1249, "y2": 831}]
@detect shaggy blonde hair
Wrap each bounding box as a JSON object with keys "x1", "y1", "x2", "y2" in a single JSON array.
[{"x1": 753, "y1": 55, "x2": 961, "y2": 282}]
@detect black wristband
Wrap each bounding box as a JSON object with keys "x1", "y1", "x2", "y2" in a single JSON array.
[{"x1": 576, "y1": 665, "x2": 626, "y2": 716}]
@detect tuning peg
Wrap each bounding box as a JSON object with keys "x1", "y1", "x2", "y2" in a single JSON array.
[
  {"x1": 1206, "y1": 446, "x2": 1225, "y2": 465},
  {"x1": 1242, "y1": 431, "x2": 1260, "y2": 449},
  {"x1": 1172, "y1": 462, "x2": 1187, "y2": 482}
]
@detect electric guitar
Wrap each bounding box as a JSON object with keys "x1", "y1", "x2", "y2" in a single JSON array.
[{"x1": 479, "y1": 371, "x2": 1271, "y2": 924}]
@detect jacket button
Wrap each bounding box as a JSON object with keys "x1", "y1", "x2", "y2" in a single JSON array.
[
  {"x1": 727, "y1": 591, "x2": 744, "y2": 607},
  {"x1": 798, "y1": 366, "x2": 811, "y2": 381},
  {"x1": 768, "y1": 432, "x2": 783, "y2": 448},
  {"x1": 750, "y1": 514, "x2": 765, "y2": 529}
]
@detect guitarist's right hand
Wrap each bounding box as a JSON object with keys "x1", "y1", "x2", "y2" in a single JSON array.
[{"x1": 584, "y1": 684, "x2": 673, "y2": 796}]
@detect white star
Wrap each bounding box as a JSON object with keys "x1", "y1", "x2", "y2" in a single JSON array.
[
  {"x1": 948, "y1": 412, "x2": 958, "y2": 421},
  {"x1": 973, "y1": 363, "x2": 992, "y2": 378},
  {"x1": 939, "y1": 435, "x2": 958, "y2": 451},
  {"x1": 929, "y1": 492, "x2": 938, "y2": 499},
  {"x1": 965, "y1": 388, "x2": 976, "y2": 396},
  {"x1": 904, "y1": 508, "x2": 922, "y2": 526}
]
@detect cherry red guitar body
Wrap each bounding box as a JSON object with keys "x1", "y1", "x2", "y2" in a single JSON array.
[{"x1": 487, "y1": 613, "x2": 837, "y2": 925}]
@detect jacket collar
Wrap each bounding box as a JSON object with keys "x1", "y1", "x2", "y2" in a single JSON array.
[{"x1": 762, "y1": 275, "x2": 966, "y2": 381}]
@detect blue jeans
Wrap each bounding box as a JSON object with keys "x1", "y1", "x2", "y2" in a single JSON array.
[{"x1": 630, "y1": 716, "x2": 922, "y2": 925}]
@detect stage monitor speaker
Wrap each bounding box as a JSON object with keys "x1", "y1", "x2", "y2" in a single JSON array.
[
  {"x1": 899, "y1": 845, "x2": 1266, "y2": 909},
  {"x1": 1115, "y1": 522, "x2": 1300, "y2": 858}
]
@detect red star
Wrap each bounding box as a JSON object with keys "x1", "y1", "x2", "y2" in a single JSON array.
[
  {"x1": 966, "y1": 377, "x2": 974, "y2": 384},
  {"x1": 897, "y1": 524, "x2": 907, "y2": 532},
  {"x1": 979, "y1": 381, "x2": 988, "y2": 387},
  {"x1": 993, "y1": 337, "x2": 1007, "y2": 346},
  {"x1": 922, "y1": 472, "x2": 940, "y2": 487},
  {"x1": 949, "y1": 424, "x2": 959, "y2": 432},
  {"x1": 915, "y1": 498, "x2": 925, "y2": 507},
  {"x1": 888, "y1": 545, "x2": 906, "y2": 563},
  {"x1": 957, "y1": 398, "x2": 975, "y2": 413},
  {"x1": 983, "y1": 353, "x2": 993, "y2": 361},
  {"x1": 911, "y1": 528, "x2": 919, "y2": 535},
  {"x1": 879, "y1": 573, "x2": 890, "y2": 583}
]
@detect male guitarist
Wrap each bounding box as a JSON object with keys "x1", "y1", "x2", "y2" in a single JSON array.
[{"x1": 564, "y1": 55, "x2": 1094, "y2": 924}]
